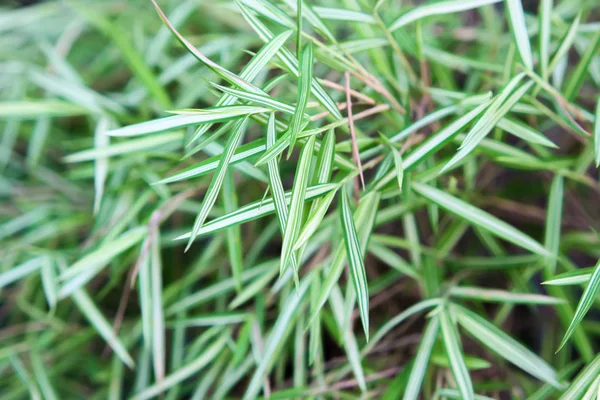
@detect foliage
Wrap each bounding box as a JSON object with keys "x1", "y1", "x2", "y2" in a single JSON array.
[{"x1": 1, "y1": 0, "x2": 599, "y2": 398}]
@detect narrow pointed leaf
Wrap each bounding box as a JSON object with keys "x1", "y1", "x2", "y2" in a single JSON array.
[
  {"x1": 243, "y1": 274, "x2": 312, "y2": 400},
  {"x1": 557, "y1": 258, "x2": 600, "y2": 351},
  {"x1": 413, "y1": 183, "x2": 549, "y2": 256},
  {"x1": 186, "y1": 117, "x2": 249, "y2": 251},
  {"x1": 287, "y1": 42, "x2": 313, "y2": 153},
  {"x1": 340, "y1": 189, "x2": 370, "y2": 340},
  {"x1": 506, "y1": 0, "x2": 534, "y2": 70},
  {"x1": 389, "y1": 0, "x2": 501, "y2": 32},
  {"x1": 280, "y1": 135, "x2": 315, "y2": 277},
  {"x1": 175, "y1": 183, "x2": 336, "y2": 240},
  {"x1": 403, "y1": 315, "x2": 440, "y2": 400},
  {"x1": 440, "y1": 306, "x2": 474, "y2": 400},
  {"x1": 454, "y1": 304, "x2": 560, "y2": 386}
]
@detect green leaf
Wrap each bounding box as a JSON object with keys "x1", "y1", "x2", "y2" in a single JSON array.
[
  {"x1": 280, "y1": 135, "x2": 316, "y2": 279},
  {"x1": 403, "y1": 314, "x2": 440, "y2": 400},
  {"x1": 192, "y1": 30, "x2": 293, "y2": 142},
  {"x1": 564, "y1": 31, "x2": 600, "y2": 101},
  {"x1": 329, "y1": 284, "x2": 367, "y2": 392},
  {"x1": 30, "y1": 351, "x2": 58, "y2": 400},
  {"x1": 175, "y1": 183, "x2": 336, "y2": 241},
  {"x1": 0, "y1": 257, "x2": 43, "y2": 289},
  {"x1": 450, "y1": 286, "x2": 563, "y2": 304},
  {"x1": 412, "y1": 183, "x2": 549, "y2": 256},
  {"x1": 185, "y1": 117, "x2": 249, "y2": 251},
  {"x1": 389, "y1": 0, "x2": 501, "y2": 32},
  {"x1": 306, "y1": 192, "x2": 380, "y2": 329},
  {"x1": 151, "y1": 230, "x2": 166, "y2": 382},
  {"x1": 72, "y1": 2, "x2": 171, "y2": 108},
  {"x1": 403, "y1": 102, "x2": 490, "y2": 171},
  {"x1": 131, "y1": 336, "x2": 227, "y2": 400},
  {"x1": 313, "y1": 6, "x2": 376, "y2": 24},
  {"x1": 538, "y1": 0, "x2": 552, "y2": 78},
  {"x1": 340, "y1": 189, "x2": 370, "y2": 340},
  {"x1": 547, "y1": 12, "x2": 581, "y2": 77},
  {"x1": 64, "y1": 132, "x2": 183, "y2": 162},
  {"x1": 557, "y1": 258, "x2": 600, "y2": 351},
  {"x1": 287, "y1": 42, "x2": 313, "y2": 154},
  {"x1": 210, "y1": 83, "x2": 296, "y2": 114},
  {"x1": 436, "y1": 389, "x2": 495, "y2": 400},
  {"x1": 365, "y1": 298, "x2": 440, "y2": 354},
  {"x1": 542, "y1": 267, "x2": 594, "y2": 286},
  {"x1": 93, "y1": 117, "x2": 110, "y2": 214},
  {"x1": 106, "y1": 106, "x2": 264, "y2": 137},
  {"x1": 151, "y1": 0, "x2": 264, "y2": 97},
  {"x1": 558, "y1": 354, "x2": 600, "y2": 400},
  {"x1": 173, "y1": 313, "x2": 249, "y2": 327},
  {"x1": 0, "y1": 100, "x2": 89, "y2": 119},
  {"x1": 506, "y1": 0, "x2": 534, "y2": 70},
  {"x1": 265, "y1": 113, "x2": 299, "y2": 275},
  {"x1": 40, "y1": 257, "x2": 58, "y2": 309},
  {"x1": 454, "y1": 304, "x2": 560, "y2": 386},
  {"x1": 59, "y1": 227, "x2": 148, "y2": 297},
  {"x1": 443, "y1": 76, "x2": 534, "y2": 172},
  {"x1": 497, "y1": 117, "x2": 557, "y2": 148},
  {"x1": 236, "y1": 0, "x2": 341, "y2": 119},
  {"x1": 71, "y1": 288, "x2": 135, "y2": 368},
  {"x1": 167, "y1": 262, "x2": 273, "y2": 315},
  {"x1": 294, "y1": 187, "x2": 337, "y2": 251},
  {"x1": 223, "y1": 169, "x2": 244, "y2": 291},
  {"x1": 544, "y1": 175, "x2": 563, "y2": 274},
  {"x1": 594, "y1": 99, "x2": 600, "y2": 167},
  {"x1": 158, "y1": 139, "x2": 266, "y2": 184},
  {"x1": 243, "y1": 273, "x2": 312, "y2": 400},
  {"x1": 440, "y1": 306, "x2": 474, "y2": 400}
]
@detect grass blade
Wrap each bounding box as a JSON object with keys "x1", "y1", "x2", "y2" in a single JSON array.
[
  {"x1": 506, "y1": 0, "x2": 534, "y2": 70},
  {"x1": 440, "y1": 306, "x2": 474, "y2": 400},
  {"x1": 413, "y1": 183, "x2": 548, "y2": 256},
  {"x1": 236, "y1": 0, "x2": 341, "y2": 119},
  {"x1": 223, "y1": 169, "x2": 244, "y2": 291},
  {"x1": 131, "y1": 336, "x2": 227, "y2": 400},
  {"x1": 243, "y1": 273, "x2": 312, "y2": 400},
  {"x1": 544, "y1": 175, "x2": 563, "y2": 275},
  {"x1": 454, "y1": 304, "x2": 560, "y2": 386},
  {"x1": 594, "y1": 99, "x2": 600, "y2": 167},
  {"x1": 403, "y1": 315, "x2": 440, "y2": 400},
  {"x1": 557, "y1": 258, "x2": 600, "y2": 352},
  {"x1": 175, "y1": 183, "x2": 336, "y2": 240},
  {"x1": 389, "y1": 0, "x2": 501, "y2": 32},
  {"x1": 538, "y1": 0, "x2": 552, "y2": 78},
  {"x1": 106, "y1": 106, "x2": 264, "y2": 137},
  {"x1": 185, "y1": 117, "x2": 249, "y2": 251},
  {"x1": 558, "y1": 354, "x2": 600, "y2": 400},
  {"x1": 280, "y1": 135, "x2": 316, "y2": 279},
  {"x1": 71, "y1": 289, "x2": 134, "y2": 368},
  {"x1": 340, "y1": 189, "x2": 370, "y2": 340},
  {"x1": 287, "y1": 42, "x2": 313, "y2": 154}
]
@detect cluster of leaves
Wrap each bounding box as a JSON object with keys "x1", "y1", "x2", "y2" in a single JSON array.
[{"x1": 1, "y1": 0, "x2": 600, "y2": 398}]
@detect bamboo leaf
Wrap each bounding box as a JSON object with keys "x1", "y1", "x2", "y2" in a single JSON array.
[
  {"x1": 440, "y1": 306, "x2": 474, "y2": 400},
  {"x1": 506, "y1": 0, "x2": 534, "y2": 70},
  {"x1": 557, "y1": 258, "x2": 600, "y2": 351},
  {"x1": 413, "y1": 183, "x2": 549, "y2": 256},
  {"x1": 280, "y1": 135, "x2": 316, "y2": 279},
  {"x1": 243, "y1": 273, "x2": 312, "y2": 400},
  {"x1": 454, "y1": 304, "x2": 560, "y2": 386},
  {"x1": 403, "y1": 314, "x2": 440, "y2": 400},
  {"x1": 185, "y1": 117, "x2": 249, "y2": 251},
  {"x1": 287, "y1": 42, "x2": 313, "y2": 154},
  {"x1": 389, "y1": 0, "x2": 501, "y2": 32},
  {"x1": 340, "y1": 189, "x2": 370, "y2": 340}
]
